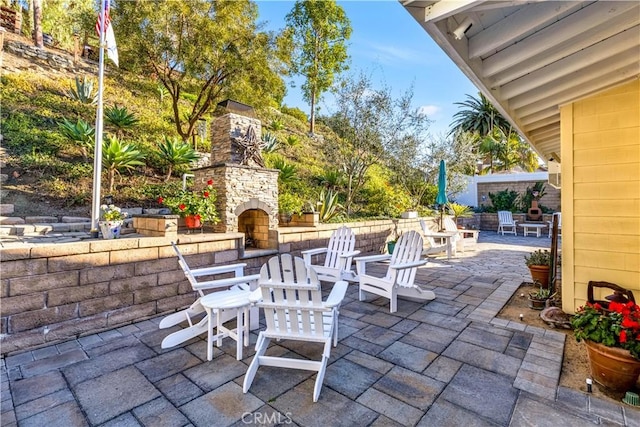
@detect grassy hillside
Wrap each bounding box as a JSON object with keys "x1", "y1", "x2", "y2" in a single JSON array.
[{"x1": 0, "y1": 36, "x2": 412, "y2": 220}]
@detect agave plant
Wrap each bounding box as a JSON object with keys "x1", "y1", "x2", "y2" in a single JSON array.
[
  {"x1": 317, "y1": 189, "x2": 342, "y2": 223},
  {"x1": 102, "y1": 136, "x2": 146, "y2": 192},
  {"x1": 157, "y1": 136, "x2": 200, "y2": 181},
  {"x1": 66, "y1": 76, "x2": 97, "y2": 105},
  {"x1": 105, "y1": 105, "x2": 139, "y2": 138},
  {"x1": 269, "y1": 119, "x2": 285, "y2": 131},
  {"x1": 58, "y1": 118, "x2": 95, "y2": 161},
  {"x1": 285, "y1": 135, "x2": 299, "y2": 147},
  {"x1": 270, "y1": 156, "x2": 297, "y2": 185},
  {"x1": 261, "y1": 132, "x2": 280, "y2": 153}
]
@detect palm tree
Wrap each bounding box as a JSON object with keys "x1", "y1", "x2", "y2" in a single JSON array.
[
  {"x1": 450, "y1": 93, "x2": 538, "y2": 173},
  {"x1": 449, "y1": 93, "x2": 512, "y2": 137}
]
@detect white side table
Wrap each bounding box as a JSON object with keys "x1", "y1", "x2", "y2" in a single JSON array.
[{"x1": 200, "y1": 289, "x2": 253, "y2": 361}]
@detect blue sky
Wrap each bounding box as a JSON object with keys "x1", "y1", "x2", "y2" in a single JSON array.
[{"x1": 256, "y1": 0, "x2": 479, "y2": 137}]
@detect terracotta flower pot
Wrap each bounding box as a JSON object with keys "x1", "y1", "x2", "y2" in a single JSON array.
[
  {"x1": 528, "y1": 265, "x2": 550, "y2": 289},
  {"x1": 184, "y1": 215, "x2": 201, "y2": 229},
  {"x1": 585, "y1": 340, "x2": 640, "y2": 391}
]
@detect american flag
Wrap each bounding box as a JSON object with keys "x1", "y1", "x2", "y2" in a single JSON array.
[{"x1": 95, "y1": 0, "x2": 119, "y2": 67}]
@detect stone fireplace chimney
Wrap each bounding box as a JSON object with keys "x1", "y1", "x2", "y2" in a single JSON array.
[{"x1": 192, "y1": 104, "x2": 279, "y2": 250}]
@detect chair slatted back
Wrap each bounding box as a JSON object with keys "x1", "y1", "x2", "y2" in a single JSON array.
[
  {"x1": 171, "y1": 242, "x2": 203, "y2": 295},
  {"x1": 324, "y1": 226, "x2": 356, "y2": 270},
  {"x1": 258, "y1": 254, "x2": 328, "y2": 339},
  {"x1": 498, "y1": 211, "x2": 515, "y2": 225},
  {"x1": 387, "y1": 231, "x2": 423, "y2": 288},
  {"x1": 419, "y1": 220, "x2": 441, "y2": 248}
]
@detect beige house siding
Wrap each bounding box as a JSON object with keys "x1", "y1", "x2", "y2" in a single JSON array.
[{"x1": 561, "y1": 80, "x2": 640, "y2": 313}]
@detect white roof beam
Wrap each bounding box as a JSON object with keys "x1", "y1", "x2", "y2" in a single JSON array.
[
  {"x1": 508, "y1": 51, "x2": 640, "y2": 110},
  {"x1": 489, "y1": 12, "x2": 640, "y2": 86},
  {"x1": 482, "y1": 2, "x2": 639, "y2": 78},
  {"x1": 499, "y1": 27, "x2": 640, "y2": 99},
  {"x1": 523, "y1": 116, "x2": 563, "y2": 133},
  {"x1": 468, "y1": 1, "x2": 582, "y2": 59},
  {"x1": 515, "y1": 64, "x2": 639, "y2": 117},
  {"x1": 422, "y1": 0, "x2": 483, "y2": 22},
  {"x1": 520, "y1": 108, "x2": 558, "y2": 127}
]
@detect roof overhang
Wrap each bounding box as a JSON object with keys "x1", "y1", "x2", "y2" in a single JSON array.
[{"x1": 400, "y1": 0, "x2": 640, "y2": 162}]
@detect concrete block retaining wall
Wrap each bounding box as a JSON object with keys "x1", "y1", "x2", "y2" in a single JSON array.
[{"x1": 0, "y1": 218, "x2": 428, "y2": 356}]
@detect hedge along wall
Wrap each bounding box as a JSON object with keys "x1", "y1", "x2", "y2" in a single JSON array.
[{"x1": 0, "y1": 218, "x2": 427, "y2": 356}]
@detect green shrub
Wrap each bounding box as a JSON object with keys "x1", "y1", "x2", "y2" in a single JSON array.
[
  {"x1": 281, "y1": 105, "x2": 308, "y2": 123},
  {"x1": 488, "y1": 189, "x2": 519, "y2": 212}
]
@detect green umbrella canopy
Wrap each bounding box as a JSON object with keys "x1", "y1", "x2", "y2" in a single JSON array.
[
  {"x1": 436, "y1": 160, "x2": 448, "y2": 205},
  {"x1": 436, "y1": 160, "x2": 448, "y2": 231}
]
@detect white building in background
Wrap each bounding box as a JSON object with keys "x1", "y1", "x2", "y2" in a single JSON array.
[{"x1": 455, "y1": 172, "x2": 550, "y2": 208}]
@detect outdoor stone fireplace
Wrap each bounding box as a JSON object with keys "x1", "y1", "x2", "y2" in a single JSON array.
[{"x1": 193, "y1": 107, "x2": 279, "y2": 250}]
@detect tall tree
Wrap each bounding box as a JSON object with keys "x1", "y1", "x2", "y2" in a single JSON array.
[
  {"x1": 322, "y1": 73, "x2": 430, "y2": 215},
  {"x1": 114, "y1": 0, "x2": 286, "y2": 142},
  {"x1": 450, "y1": 92, "x2": 538, "y2": 173},
  {"x1": 32, "y1": 0, "x2": 43, "y2": 48},
  {"x1": 284, "y1": 0, "x2": 351, "y2": 134}
]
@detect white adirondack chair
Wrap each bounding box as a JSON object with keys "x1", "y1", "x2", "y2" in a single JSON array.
[
  {"x1": 302, "y1": 226, "x2": 360, "y2": 283},
  {"x1": 356, "y1": 230, "x2": 434, "y2": 313},
  {"x1": 243, "y1": 254, "x2": 348, "y2": 402},
  {"x1": 159, "y1": 242, "x2": 260, "y2": 349},
  {"x1": 548, "y1": 212, "x2": 561, "y2": 238},
  {"x1": 419, "y1": 219, "x2": 450, "y2": 257},
  {"x1": 497, "y1": 211, "x2": 518, "y2": 236},
  {"x1": 443, "y1": 217, "x2": 479, "y2": 252}
]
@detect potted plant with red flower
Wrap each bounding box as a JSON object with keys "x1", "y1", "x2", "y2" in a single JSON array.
[
  {"x1": 572, "y1": 299, "x2": 640, "y2": 391},
  {"x1": 160, "y1": 179, "x2": 220, "y2": 228}
]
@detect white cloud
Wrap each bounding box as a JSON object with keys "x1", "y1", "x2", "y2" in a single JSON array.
[
  {"x1": 418, "y1": 104, "x2": 441, "y2": 117},
  {"x1": 361, "y1": 42, "x2": 434, "y2": 66}
]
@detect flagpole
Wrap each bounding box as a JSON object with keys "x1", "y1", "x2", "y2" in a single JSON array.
[{"x1": 90, "y1": 0, "x2": 107, "y2": 236}]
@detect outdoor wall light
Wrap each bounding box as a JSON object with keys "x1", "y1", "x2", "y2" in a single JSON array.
[{"x1": 453, "y1": 17, "x2": 473, "y2": 40}]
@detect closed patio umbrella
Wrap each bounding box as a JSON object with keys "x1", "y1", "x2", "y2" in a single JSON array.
[{"x1": 436, "y1": 160, "x2": 448, "y2": 230}]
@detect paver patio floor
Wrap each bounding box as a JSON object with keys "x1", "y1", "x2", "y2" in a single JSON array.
[{"x1": 2, "y1": 232, "x2": 638, "y2": 426}]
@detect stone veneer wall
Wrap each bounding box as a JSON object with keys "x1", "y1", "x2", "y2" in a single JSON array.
[
  {"x1": 209, "y1": 113, "x2": 262, "y2": 165},
  {"x1": 0, "y1": 218, "x2": 425, "y2": 356},
  {"x1": 477, "y1": 180, "x2": 561, "y2": 211},
  {"x1": 193, "y1": 164, "x2": 279, "y2": 234}
]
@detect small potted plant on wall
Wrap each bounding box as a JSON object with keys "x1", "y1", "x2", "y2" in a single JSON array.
[
  {"x1": 447, "y1": 202, "x2": 474, "y2": 227},
  {"x1": 160, "y1": 179, "x2": 220, "y2": 229},
  {"x1": 524, "y1": 249, "x2": 551, "y2": 289},
  {"x1": 278, "y1": 192, "x2": 303, "y2": 225}
]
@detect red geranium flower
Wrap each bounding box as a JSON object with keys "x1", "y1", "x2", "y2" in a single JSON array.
[
  {"x1": 157, "y1": 197, "x2": 164, "y2": 204},
  {"x1": 207, "y1": 179, "x2": 213, "y2": 185},
  {"x1": 620, "y1": 330, "x2": 628, "y2": 343},
  {"x1": 179, "y1": 204, "x2": 186, "y2": 211},
  {"x1": 203, "y1": 191, "x2": 209, "y2": 198}
]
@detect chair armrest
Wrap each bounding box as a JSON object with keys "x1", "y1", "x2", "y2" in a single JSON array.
[
  {"x1": 248, "y1": 288, "x2": 263, "y2": 303},
  {"x1": 324, "y1": 281, "x2": 348, "y2": 308},
  {"x1": 355, "y1": 254, "x2": 391, "y2": 276},
  {"x1": 389, "y1": 260, "x2": 427, "y2": 271},
  {"x1": 301, "y1": 247, "x2": 328, "y2": 257},
  {"x1": 191, "y1": 273, "x2": 260, "y2": 292},
  {"x1": 190, "y1": 263, "x2": 248, "y2": 278},
  {"x1": 354, "y1": 254, "x2": 391, "y2": 264},
  {"x1": 339, "y1": 250, "x2": 361, "y2": 259}
]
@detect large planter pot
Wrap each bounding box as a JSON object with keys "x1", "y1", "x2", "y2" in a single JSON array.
[
  {"x1": 184, "y1": 215, "x2": 202, "y2": 229},
  {"x1": 527, "y1": 296, "x2": 548, "y2": 310},
  {"x1": 99, "y1": 220, "x2": 123, "y2": 239},
  {"x1": 528, "y1": 265, "x2": 550, "y2": 289},
  {"x1": 585, "y1": 340, "x2": 640, "y2": 391}
]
